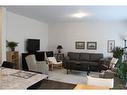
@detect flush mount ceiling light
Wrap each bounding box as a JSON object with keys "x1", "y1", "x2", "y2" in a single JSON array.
[{"x1": 71, "y1": 12, "x2": 89, "y2": 18}]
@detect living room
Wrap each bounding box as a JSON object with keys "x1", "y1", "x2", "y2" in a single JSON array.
[
  {"x1": 0, "y1": 4, "x2": 127, "y2": 91},
  {"x1": 5, "y1": 6, "x2": 125, "y2": 57}
]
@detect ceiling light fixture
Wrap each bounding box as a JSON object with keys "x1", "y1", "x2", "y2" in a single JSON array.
[{"x1": 71, "y1": 12, "x2": 89, "y2": 18}]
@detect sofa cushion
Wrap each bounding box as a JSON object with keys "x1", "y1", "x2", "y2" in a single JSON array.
[
  {"x1": 89, "y1": 53, "x2": 103, "y2": 61},
  {"x1": 88, "y1": 61, "x2": 99, "y2": 66},
  {"x1": 67, "y1": 60, "x2": 81, "y2": 64},
  {"x1": 68, "y1": 52, "x2": 80, "y2": 60},
  {"x1": 79, "y1": 53, "x2": 90, "y2": 61},
  {"x1": 79, "y1": 61, "x2": 90, "y2": 65}
]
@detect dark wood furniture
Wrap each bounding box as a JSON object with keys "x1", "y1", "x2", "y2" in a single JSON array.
[
  {"x1": 22, "y1": 51, "x2": 53, "y2": 71},
  {"x1": 2, "y1": 61, "x2": 14, "y2": 69},
  {"x1": 6, "y1": 51, "x2": 19, "y2": 69}
]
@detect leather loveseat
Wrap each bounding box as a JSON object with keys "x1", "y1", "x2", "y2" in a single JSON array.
[{"x1": 63, "y1": 52, "x2": 103, "y2": 74}]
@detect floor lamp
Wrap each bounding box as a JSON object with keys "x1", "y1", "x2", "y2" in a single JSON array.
[
  {"x1": 124, "y1": 39, "x2": 127, "y2": 49},
  {"x1": 123, "y1": 37, "x2": 127, "y2": 60},
  {"x1": 123, "y1": 37, "x2": 127, "y2": 88}
]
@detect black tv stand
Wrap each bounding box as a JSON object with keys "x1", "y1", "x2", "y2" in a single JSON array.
[
  {"x1": 27, "y1": 50, "x2": 38, "y2": 54},
  {"x1": 22, "y1": 51, "x2": 53, "y2": 71}
]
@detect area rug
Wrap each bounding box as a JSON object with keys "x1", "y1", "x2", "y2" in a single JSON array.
[
  {"x1": 38, "y1": 79, "x2": 76, "y2": 89},
  {"x1": 48, "y1": 69, "x2": 99, "y2": 84}
]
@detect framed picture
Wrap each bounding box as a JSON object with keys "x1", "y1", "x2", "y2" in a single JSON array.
[
  {"x1": 107, "y1": 40, "x2": 115, "y2": 53},
  {"x1": 75, "y1": 42, "x2": 85, "y2": 49},
  {"x1": 87, "y1": 42, "x2": 97, "y2": 50}
]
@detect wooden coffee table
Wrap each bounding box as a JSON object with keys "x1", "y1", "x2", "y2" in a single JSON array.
[{"x1": 74, "y1": 84, "x2": 109, "y2": 90}]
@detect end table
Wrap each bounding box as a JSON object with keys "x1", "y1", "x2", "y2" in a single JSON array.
[{"x1": 55, "y1": 53, "x2": 64, "y2": 61}]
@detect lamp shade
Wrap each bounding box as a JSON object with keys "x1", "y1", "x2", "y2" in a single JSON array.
[{"x1": 57, "y1": 45, "x2": 63, "y2": 49}]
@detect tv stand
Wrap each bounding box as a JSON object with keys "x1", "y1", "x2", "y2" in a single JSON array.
[{"x1": 22, "y1": 51, "x2": 53, "y2": 71}]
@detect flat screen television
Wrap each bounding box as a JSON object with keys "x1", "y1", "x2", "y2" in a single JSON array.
[{"x1": 26, "y1": 39, "x2": 40, "y2": 52}]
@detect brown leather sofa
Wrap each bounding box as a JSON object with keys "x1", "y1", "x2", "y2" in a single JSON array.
[{"x1": 63, "y1": 52, "x2": 103, "y2": 74}]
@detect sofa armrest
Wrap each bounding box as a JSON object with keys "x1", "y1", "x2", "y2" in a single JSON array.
[
  {"x1": 64, "y1": 56, "x2": 70, "y2": 60},
  {"x1": 98, "y1": 58, "x2": 105, "y2": 65},
  {"x1": 63, "y1": 56, "x2": 70, "y2": 63},
  {"x1": 63, "y1": 56, "x2": 70, "y2": 68},
  {"x1": 99, "y1": 58, "x2": 110, "y2": 64},
  {"x1": 99, "y1": 58, "x2": 105, "y2": 61},
  {"x1": 99, "y1": 58, "x2": 111, "y2": 70}
]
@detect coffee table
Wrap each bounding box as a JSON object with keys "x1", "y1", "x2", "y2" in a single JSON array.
[{"x1": 0, "y1": 67, "x2": 48, "y2": 89}]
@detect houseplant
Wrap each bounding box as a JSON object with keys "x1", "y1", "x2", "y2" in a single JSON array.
[
  {"x1": 117, "y1": 61, "x2": 127, "y2": 82},
  {"x1": 112, "y1": 47, "x2": 124, "y2": 67},
  {"x1": 112, "y1": 47, "x2": 127, "y2": 81},
  {"x1": 6, "y1": 40, "x2": 19, "y2": 51}
]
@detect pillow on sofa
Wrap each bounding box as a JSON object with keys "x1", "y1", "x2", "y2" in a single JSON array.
[
  {"x1": 79, "y1": 53, "x2": 89, "y2": 61},
  {"x1": 68, "y1": 52, "x2": 80, "y2": 60}
]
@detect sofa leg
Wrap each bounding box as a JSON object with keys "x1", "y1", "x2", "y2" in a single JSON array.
[
  {"x1": 98, "y1": 69, "x2": 102, "y2": 72},
  {"x1": 87, "y1": 65, "x2": 90, "y2": 76},
  {"x1": 87, "y1": 70, "x2": 90, "y2": 76},
  {"x1": 67, "y1": 69, "x2": 69, "y2": 74}
]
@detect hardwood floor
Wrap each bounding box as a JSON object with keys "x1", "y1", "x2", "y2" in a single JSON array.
[{"x1": 28, "y1": 79, "x2": 76, "y2": 89}]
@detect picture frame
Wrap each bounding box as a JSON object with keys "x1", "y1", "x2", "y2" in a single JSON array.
[
  {"x1": 107, "y1": 40, "x2": 115, "y2": 53},
  {"x1": 75, "y1": 42, "x2": 85, "y2": 49},
  {"x1": 87, "y1": 42, "x2": 97, "y2": 50}
]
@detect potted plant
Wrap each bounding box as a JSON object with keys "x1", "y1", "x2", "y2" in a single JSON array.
[
  {"x1": 117, "y1": 61, "x2": 127, "y2": 82},
  {"x1": 112, "y1": 47, "x2": 127, "y2": 81},
  {"x1": 6, "y1": 40, "x2": 19, "y2": 51},
  {"x1": 112, "y1": 47, "x2": 124, "y2": 66}
]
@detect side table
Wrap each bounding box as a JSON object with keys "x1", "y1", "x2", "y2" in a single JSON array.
[{"x1": 55, "y1": 53, "x2": 64, "y2": 61}]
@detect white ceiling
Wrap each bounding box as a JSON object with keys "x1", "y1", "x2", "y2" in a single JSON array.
[{"x1": 6, "y1": 6, "x2": 127, "y2": 23}]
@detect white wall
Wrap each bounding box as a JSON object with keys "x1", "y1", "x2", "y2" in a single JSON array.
[
  {"x1": 6, "y1": 11, "x2": 48, "y2": 53},
  {"x1": 48, "y1": 21, "x2": 127, "y2": 57},
  {"x1": 5, "y1": 11, "x2": 127, "y2": 59},
  {"x1": 6, "y1": 11, "x2": 48, "y2": 67},
  {"x1": 0, "y1": 7, "x2": 6, "y2": 64}
]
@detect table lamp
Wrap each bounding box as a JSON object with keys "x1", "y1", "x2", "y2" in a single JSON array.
[{"x1": 57, "y1": 45, "x2": 63, "y2": 53}]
